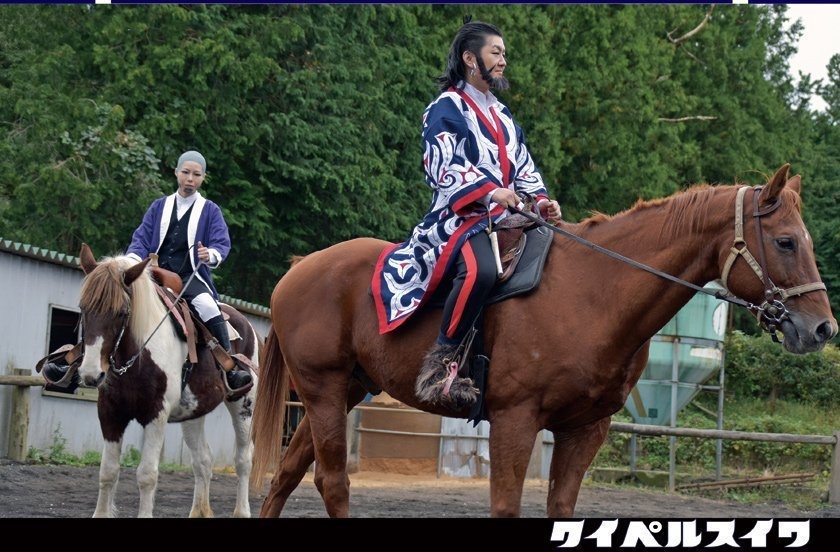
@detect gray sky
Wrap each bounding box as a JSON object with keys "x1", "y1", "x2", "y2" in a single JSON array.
[{"x1": 785, "y1": 4, "x2": 840, "y2": 111}]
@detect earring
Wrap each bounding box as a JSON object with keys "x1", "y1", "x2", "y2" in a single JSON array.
[{"x1": 470, "y1": 65, "x2": 475, "y2": 78}]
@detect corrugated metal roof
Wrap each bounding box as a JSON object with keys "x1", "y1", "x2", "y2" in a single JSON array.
[
  {"x1": 0, "y1": 238, "x2": 81, "y2": 268},
  {"x1": 0, "y1": 236, "x2": 270, "y2": 317}
]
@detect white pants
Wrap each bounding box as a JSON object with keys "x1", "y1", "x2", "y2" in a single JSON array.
[{"x1": 190, "y1": 292, "x2": 222, "y2": 322}]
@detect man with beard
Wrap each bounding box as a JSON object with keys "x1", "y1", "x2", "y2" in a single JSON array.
[{"x1": 372, "y1": 19, "x2": 562, "y2": 408}]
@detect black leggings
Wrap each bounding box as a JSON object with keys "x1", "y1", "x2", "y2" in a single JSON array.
[{"x1": 438, "y1": 231, "x2": 498, "y2": 346}]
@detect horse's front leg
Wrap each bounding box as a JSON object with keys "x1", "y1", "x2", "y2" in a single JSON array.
[
  {"x1": 547, "y1": 417, "x2": 611, "y2": 517},
  {"x1": 93, "y1": 438, "x2": 124, "y2": 518},
  {"x1": 488, "y1": 409, "x2": 540, "y2": 517},
  {"x1": 181, "y1": 417, "x2": 214, "y2": 518},
  {"x1": 136, "y1": 413, "x2": 169, "y2": 518},
  {"x1": 224, "y1": 389, "x2": 258, "y2": 518}
]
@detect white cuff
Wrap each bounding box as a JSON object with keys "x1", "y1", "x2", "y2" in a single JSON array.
[{"x1": 207, "y1": 248, "x2": 222, "y2": 267}]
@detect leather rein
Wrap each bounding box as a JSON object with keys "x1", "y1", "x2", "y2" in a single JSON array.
[
  {"x1": 511, "y1": 185, "x2": 826, "y2": 342},
  {"x1": 86, "y1": 263, "x2": 203, "y2": 375}
]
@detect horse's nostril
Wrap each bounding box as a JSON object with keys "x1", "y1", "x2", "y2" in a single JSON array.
[{"x1": 816, "y1": 320, "x2": 838, "y2": 342}]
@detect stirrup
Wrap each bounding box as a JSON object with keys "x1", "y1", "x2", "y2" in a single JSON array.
[
  {"x1": 42, "y1": 362, "x2": 80, "y2": 388},
  {"x1": 220, "y1": 360, "x2": 254, "y2": 401},
  {"x1": 440, "y1": 359, "x2": 460, "y2": 396},
  {"x1": 36, "y1": 344, "x2": 83, "y2": 388}
]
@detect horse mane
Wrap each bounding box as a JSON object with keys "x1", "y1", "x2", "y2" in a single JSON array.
[
  {"x1": 575, "y1": 184, "x2": 733, "y2": 242},
  {"x1": 575, "y1": 177, "x2": 801, "y2": 244},
  {"x1": 79, "y1": 256, "x2": 167, "y2": 345}
]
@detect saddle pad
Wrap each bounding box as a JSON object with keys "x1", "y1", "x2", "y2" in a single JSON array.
[
  {"x1": 424, "y1": 224, "x2": 553, "y2": 308},
  {"x1": 227, "y1": 321, "x2": 241, "y2": 342},
  {"x1": 486, "y1": 224, "x2": 553, "y2": 304}
]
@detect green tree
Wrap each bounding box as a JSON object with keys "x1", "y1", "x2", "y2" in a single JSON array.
[{"x1": 0, "y1": 4, "x2": 836, "y2": 317}]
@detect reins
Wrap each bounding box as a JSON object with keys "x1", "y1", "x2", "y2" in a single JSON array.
[
  {"x1": 107, "y1": 261, "x2": 203, "y2": 375},
  {"x1": 510, "y1": 185, "x2": 826, "y2": 341}
]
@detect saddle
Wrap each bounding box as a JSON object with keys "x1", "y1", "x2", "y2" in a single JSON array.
[
  {"x1": 492, "y1": 213, "x2": 533, "y2": 284},
  {"x1": 150, "y1": 266, "x2": 255, "y2": 400},
  {"x1": 425, "y1": 219, "x2": 554, "y2": 308}
]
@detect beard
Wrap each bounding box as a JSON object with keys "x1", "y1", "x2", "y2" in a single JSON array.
[{"x1": 477, "y1": 59, "x2": 509, "y2": 91}]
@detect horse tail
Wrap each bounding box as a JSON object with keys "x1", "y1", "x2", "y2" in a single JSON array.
[{"x1": 249, "y1": 326, "x2": 289, "y2": 492}]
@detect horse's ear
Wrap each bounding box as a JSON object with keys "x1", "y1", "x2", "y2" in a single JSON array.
[
  {"x1": 758, "y1": 163, "x2": 790, "y2": 208},
  {"x1": 123, "y1": 257, "x2": 151, "y2": 287},
  {"x1": 79, "y1": 243, "x2": 98, "y2": 275},
  {"x1": 786, "y1": 173, "x2": 802, "y2": 196}
]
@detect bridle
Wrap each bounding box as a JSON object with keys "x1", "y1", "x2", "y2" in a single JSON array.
[
  {"x1": 719, "y1": 186, "x2": 826, "y2": 340},
  {"x1": 511, "y1": 185, "x2": 827, "y2": 342},
  {"x1": 84, "y1": 261, "x2": 203, "y2": 376},
  {"x1": 80, "y1": 285, "x2": 134, "y2": 376}
]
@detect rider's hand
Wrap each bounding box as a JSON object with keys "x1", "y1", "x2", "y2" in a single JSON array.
[
  {"x1": 491, "y1": 188, "x2": 521, "y2": 210},
  {"x1": 538, "y1": 199, "x2": 562, "y2": 222},
  {"x1": 197, "y1": 241, "x2": 210, "y2": 264}
]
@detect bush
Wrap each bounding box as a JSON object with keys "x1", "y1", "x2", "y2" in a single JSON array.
[{"x1": 724, "y1": 331, "x2": 840, "y2": 408}]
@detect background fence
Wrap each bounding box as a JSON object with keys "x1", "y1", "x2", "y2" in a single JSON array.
[{"x1": 3, "y1": 374, "x2": 838, "y2": 504}]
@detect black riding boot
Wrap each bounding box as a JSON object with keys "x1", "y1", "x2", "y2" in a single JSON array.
[
  {"x1": 205, "y1": 315, "x2": 252, "y2": 390},
  {"x1": 43, "y1": 361, "x2": 71, "y2": 383}
]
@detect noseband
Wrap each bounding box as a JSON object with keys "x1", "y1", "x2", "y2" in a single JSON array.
[{"x1": 718, "y1": 186, "x2": 826, "y2": 341}]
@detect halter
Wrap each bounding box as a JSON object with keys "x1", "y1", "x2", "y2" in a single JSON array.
[
  {"x1": 91, "y1": 261, "x2": 203, "y2": 376},
  {"x1": 511, "y1": 185, "x2": 827, "y2": 342},
  {"x1": 719, "y1": 186, "x2": 826, "y2": 341}
]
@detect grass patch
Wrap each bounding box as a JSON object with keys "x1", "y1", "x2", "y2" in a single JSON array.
[
  {"x1": 591, "y1": 395, "x2": 840, "y2": 513},
  {"x1": 26, "y1": 427, "x2": 186, "y2": 471}
]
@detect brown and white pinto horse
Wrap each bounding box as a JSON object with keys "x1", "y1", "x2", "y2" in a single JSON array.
[
  {"x1": 250, "y1": 164, "x2": 836, "y2": 517},
  {"x1": 76, "y1": 244, "x2": 260, "y2": 518}
]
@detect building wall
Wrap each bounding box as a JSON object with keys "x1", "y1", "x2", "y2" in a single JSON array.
[
  {"x1": 0, "y1": 239, "x2": 545, "y2": 479},
  {"x1": 0, "y1": 240, "x2": 271, "y2": 468}
]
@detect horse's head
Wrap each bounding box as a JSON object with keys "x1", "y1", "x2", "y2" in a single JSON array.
[
  {"x1": 77, "y1": 244, "x2": 151, "y2": 386},
  {"x1": 719, "y1": 164, "x2": 837, "y2": 353}
]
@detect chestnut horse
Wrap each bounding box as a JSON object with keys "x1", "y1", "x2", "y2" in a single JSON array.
[
  {"x1": 75, "y1": 244, "x2": 260, "y2": 518},
  {"x1": 250, "y1": 164, "x2": 836, "y2": 517}
]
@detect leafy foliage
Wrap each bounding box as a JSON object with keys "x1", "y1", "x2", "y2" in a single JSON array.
[
  {"x1": 0, "y1": 4, "x2": 838, "y2": 318},
  {"x1": 725, "y1": 331, "x2": 840, "y2": 408}
]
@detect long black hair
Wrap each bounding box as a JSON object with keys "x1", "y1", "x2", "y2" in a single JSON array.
[{"x1": 435, "y1": 19, "x2": 504, "y2": 92}]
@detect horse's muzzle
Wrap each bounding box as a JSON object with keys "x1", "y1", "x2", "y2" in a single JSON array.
[{"x1": 779, "y1": 316, "x2": 838, "y2": 354}]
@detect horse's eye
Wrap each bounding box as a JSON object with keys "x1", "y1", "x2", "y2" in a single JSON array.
[{"x1": 775, "y1": 237, "x2": 795, "y2": 251}]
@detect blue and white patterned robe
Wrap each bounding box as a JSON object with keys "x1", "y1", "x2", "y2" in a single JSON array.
[{"x1": 373, "y1": 83, "x2": 549, "y2": 334}]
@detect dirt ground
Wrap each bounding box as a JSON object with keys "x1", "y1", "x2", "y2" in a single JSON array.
[{"x1": 1, "y1": 458, "x2": 837, "y2": 519}]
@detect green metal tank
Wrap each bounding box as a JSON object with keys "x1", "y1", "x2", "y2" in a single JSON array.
[{"x1": 624, "y1": 282, "x2": 728, "y2": 426}]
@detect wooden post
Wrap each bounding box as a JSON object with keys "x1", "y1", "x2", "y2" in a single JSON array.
[
  {"x1": 8, "y1": 368, "x2": 32, "y2": 462},
  {"x1": 830, "y1": 431, "x2": 840, "y2": 504}
]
